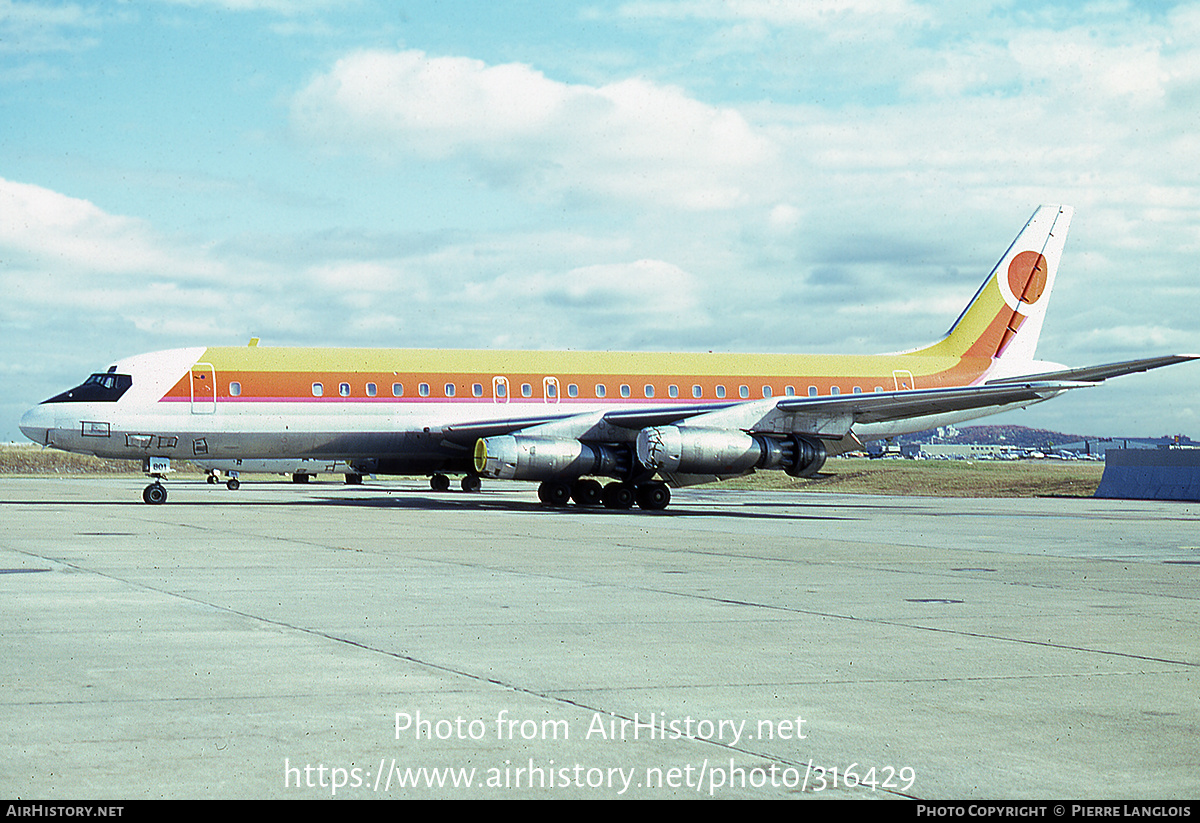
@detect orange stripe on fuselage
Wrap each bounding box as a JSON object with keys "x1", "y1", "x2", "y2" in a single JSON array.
[{"x1": 160, "y1": 347, "x2": 998, "y2": 404}]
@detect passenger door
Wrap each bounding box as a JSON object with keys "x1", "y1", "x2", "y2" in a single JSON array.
[{"x1": 191, "y1": 363, "x2": 216, "y2": 414}]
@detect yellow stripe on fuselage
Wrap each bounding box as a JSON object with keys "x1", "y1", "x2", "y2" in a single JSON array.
[
  {"x1": 168, "y1": 345, "x2": 989, "y2": 402},
  {"x1": 195, "y1": 345, "x2": 969, "y2": 377}
]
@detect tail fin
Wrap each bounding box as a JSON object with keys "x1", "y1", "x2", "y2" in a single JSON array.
[{"x1": 923, "y1": 205, "x2": 1073, "y2": 363}]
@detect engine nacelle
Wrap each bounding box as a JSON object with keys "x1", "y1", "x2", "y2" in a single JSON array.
[
  {"x1": 474, "y1": 435, "x2": 623, "y2": 481},
  {"x1": 783, "y1": 434, "x2": 826, "y2": 478},
  {"x1": 636, "y1": 427, "x2": 825, "y2": 478}
]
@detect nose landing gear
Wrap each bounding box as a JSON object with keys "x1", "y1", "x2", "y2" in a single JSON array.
[
  {"x1": 142, "y1": 481, "x2": 168, "y2": 505},
  {"x1": 141, "y1": 457, "x2": 172, "y2": 505}
]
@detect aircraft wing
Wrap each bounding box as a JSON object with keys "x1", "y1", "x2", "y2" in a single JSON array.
[
  {"x1": 443, "y1": 382, "x2": 1084, "y2": 449},
  {"x1": 441, "y1": 413, "x2": 581, "y2": 445},
  {"x1": 439, "y1": 403, "x2": 734, "y2": 446},
  {"x1": 444, "y1": 355, "x2": 1198, "y2": 448},
  {"x1": 672, "y1": 381, "x2": 1090, "y2": 440},
  {"x1": 985, "y1": 354, "x2": 1199, "y2": 386}
]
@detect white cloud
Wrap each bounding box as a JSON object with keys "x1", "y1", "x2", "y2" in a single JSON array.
[
  {"x1": 291, "y1": 49, "x2": 777, "y2": 210},
  {"x1": 6, "y1": 4, "x2": 1200, "y2": 439},
  {"x1": 0, "y1": 0, "x2": 101, "y2": 54},
  {"x1": 767, "y1": 202, "x2": 802, "y2": 233},
  {"x1": 1008, "y1": 28, "x2": 1170, "y2": 106},
  {"x1": 0, "y1": 177, "x2": 203, "y2": 275},
  {"x1": 0, "y1": 177, "x2": 715, "y2": 363},
  {"x1": 553, "y1": 259, "x2": 710, "y2": 327},
  {"x1": 1077, "y1": 324, "x2": 1195, "y2": 352},
  {"x1": 0, "y1": 179, "x2": 260, "y2": 359},
  {"x1": 148, "y1": 0, "x2": 350, "y2": 12},
  {"x1": 615, "y1": 0, "x2": 929, "y2": 26}
]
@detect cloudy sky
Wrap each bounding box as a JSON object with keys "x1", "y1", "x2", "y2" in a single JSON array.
[{"x1": 3, "y1": 0, "x2": 1198, "y2": 441}]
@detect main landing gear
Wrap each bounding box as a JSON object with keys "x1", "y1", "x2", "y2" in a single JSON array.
[
  {"x1": 537, "y1": 479, "x2": 670, "y2": 511},
  {"x1": 425, "y1": 473, "x2": 670, "y2": 510},
  {"x1": 428, "y1": 473, "x2": 483, "y2": 493},
  {"x1": 205, "y1": 470, "x2": 240, "y2": 490}
]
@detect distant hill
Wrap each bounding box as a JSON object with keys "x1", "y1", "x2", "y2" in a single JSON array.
[{"x1": 895, "y1": 425, "x2": 1195, "y2": 451}]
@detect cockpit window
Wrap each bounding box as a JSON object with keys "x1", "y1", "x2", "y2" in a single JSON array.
[
  {"x1": 42, "y1": 373, "x2": 133, "y2": 404},
  {"x1": 85, "y1": 374, "x2": 123, "y2": 391}
]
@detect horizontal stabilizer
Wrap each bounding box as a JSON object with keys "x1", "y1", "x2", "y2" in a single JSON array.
[{"x1": 986, "y1": 355, "x2": 1199, "y2": 386}]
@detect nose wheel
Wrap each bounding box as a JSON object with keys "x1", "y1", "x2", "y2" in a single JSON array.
[
  {"x1": 142, "y1": 482, "x2": 168, "y2": 505},
  {"x1": 141, "y1": 458, "x2": 173, "y2": 504}
]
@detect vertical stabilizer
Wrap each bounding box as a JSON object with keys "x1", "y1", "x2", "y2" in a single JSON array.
[{"x1": 927, "y1": 205, "x2": 1073, "y2": 364}]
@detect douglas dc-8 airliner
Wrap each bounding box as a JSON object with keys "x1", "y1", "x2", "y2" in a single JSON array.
[{"x1": 19, "y1": 206, "x2": 1197, "y2": 508}]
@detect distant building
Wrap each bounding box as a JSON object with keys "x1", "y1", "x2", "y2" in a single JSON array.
[{"x1": 913, "y1": 444, "x2": 1022, "y2": 460}]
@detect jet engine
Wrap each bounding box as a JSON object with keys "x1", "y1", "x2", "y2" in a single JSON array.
[
  {"x1": 474, "y1": 435, "x2": 625, "y2": 481},
  {"x1": 635, "y1": 427, "x2": 826, "y2": 478}
]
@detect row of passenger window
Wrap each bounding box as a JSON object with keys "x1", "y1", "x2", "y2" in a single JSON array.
[{"x1": 229, "y1": 380, "x2": 885, "y2": 400}]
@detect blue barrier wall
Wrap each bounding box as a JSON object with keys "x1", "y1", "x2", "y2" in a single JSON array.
[{"x1": 1094, "y1": 449, "x2": 1200, "y2": 501}]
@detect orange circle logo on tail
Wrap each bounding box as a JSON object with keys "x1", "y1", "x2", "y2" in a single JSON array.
[{"x1": 1003, "y1": 250, "x2": 1048, "y2": 312}]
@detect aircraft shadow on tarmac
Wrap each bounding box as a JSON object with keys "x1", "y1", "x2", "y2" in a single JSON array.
[
  {"x1": 4, "y1": 481, "x2": 858, "y2": 521},
  {"x1": 315, "y1": 489, "x2": 859, "y2": 521}
]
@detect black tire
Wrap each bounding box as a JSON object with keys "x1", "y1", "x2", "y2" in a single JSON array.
[
  {"x1": 571, "y1": 478, "x2": 603, "y2": 506},
  {"x1": 142, "y1": 484, "x2": 167, "y2": 505},
  {"x1": 538, "y1": 480, "x2": 572, "y2": 507},
  {"x1": 636, "y1": 482, "x2": 670, "y2": 510},
  {"x1": 602, "y1": 482, "x2": 635, "y2": 509},
  {"x1": 461, "y1": 475, "x2": 482, "y2": 493},
  {"x1": 430, "y1": 474, "x2": 451, "y2": 492},
  {"x1": 226, "y1": 479, "x2": 240, "y2": 490}
]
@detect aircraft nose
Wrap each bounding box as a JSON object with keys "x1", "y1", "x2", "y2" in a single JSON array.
[{"x1": 19, "y1": 405, "x2": 52, "y2": 446}]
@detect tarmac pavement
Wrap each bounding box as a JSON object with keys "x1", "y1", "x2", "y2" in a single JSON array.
[{"x1": 1, "y1": 477, "x2": 1197, "y2": 799}]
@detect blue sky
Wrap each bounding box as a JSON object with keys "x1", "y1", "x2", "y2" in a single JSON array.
[{"x1": 3, "y1": 0, "x2": 1198, "y2": 441}]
